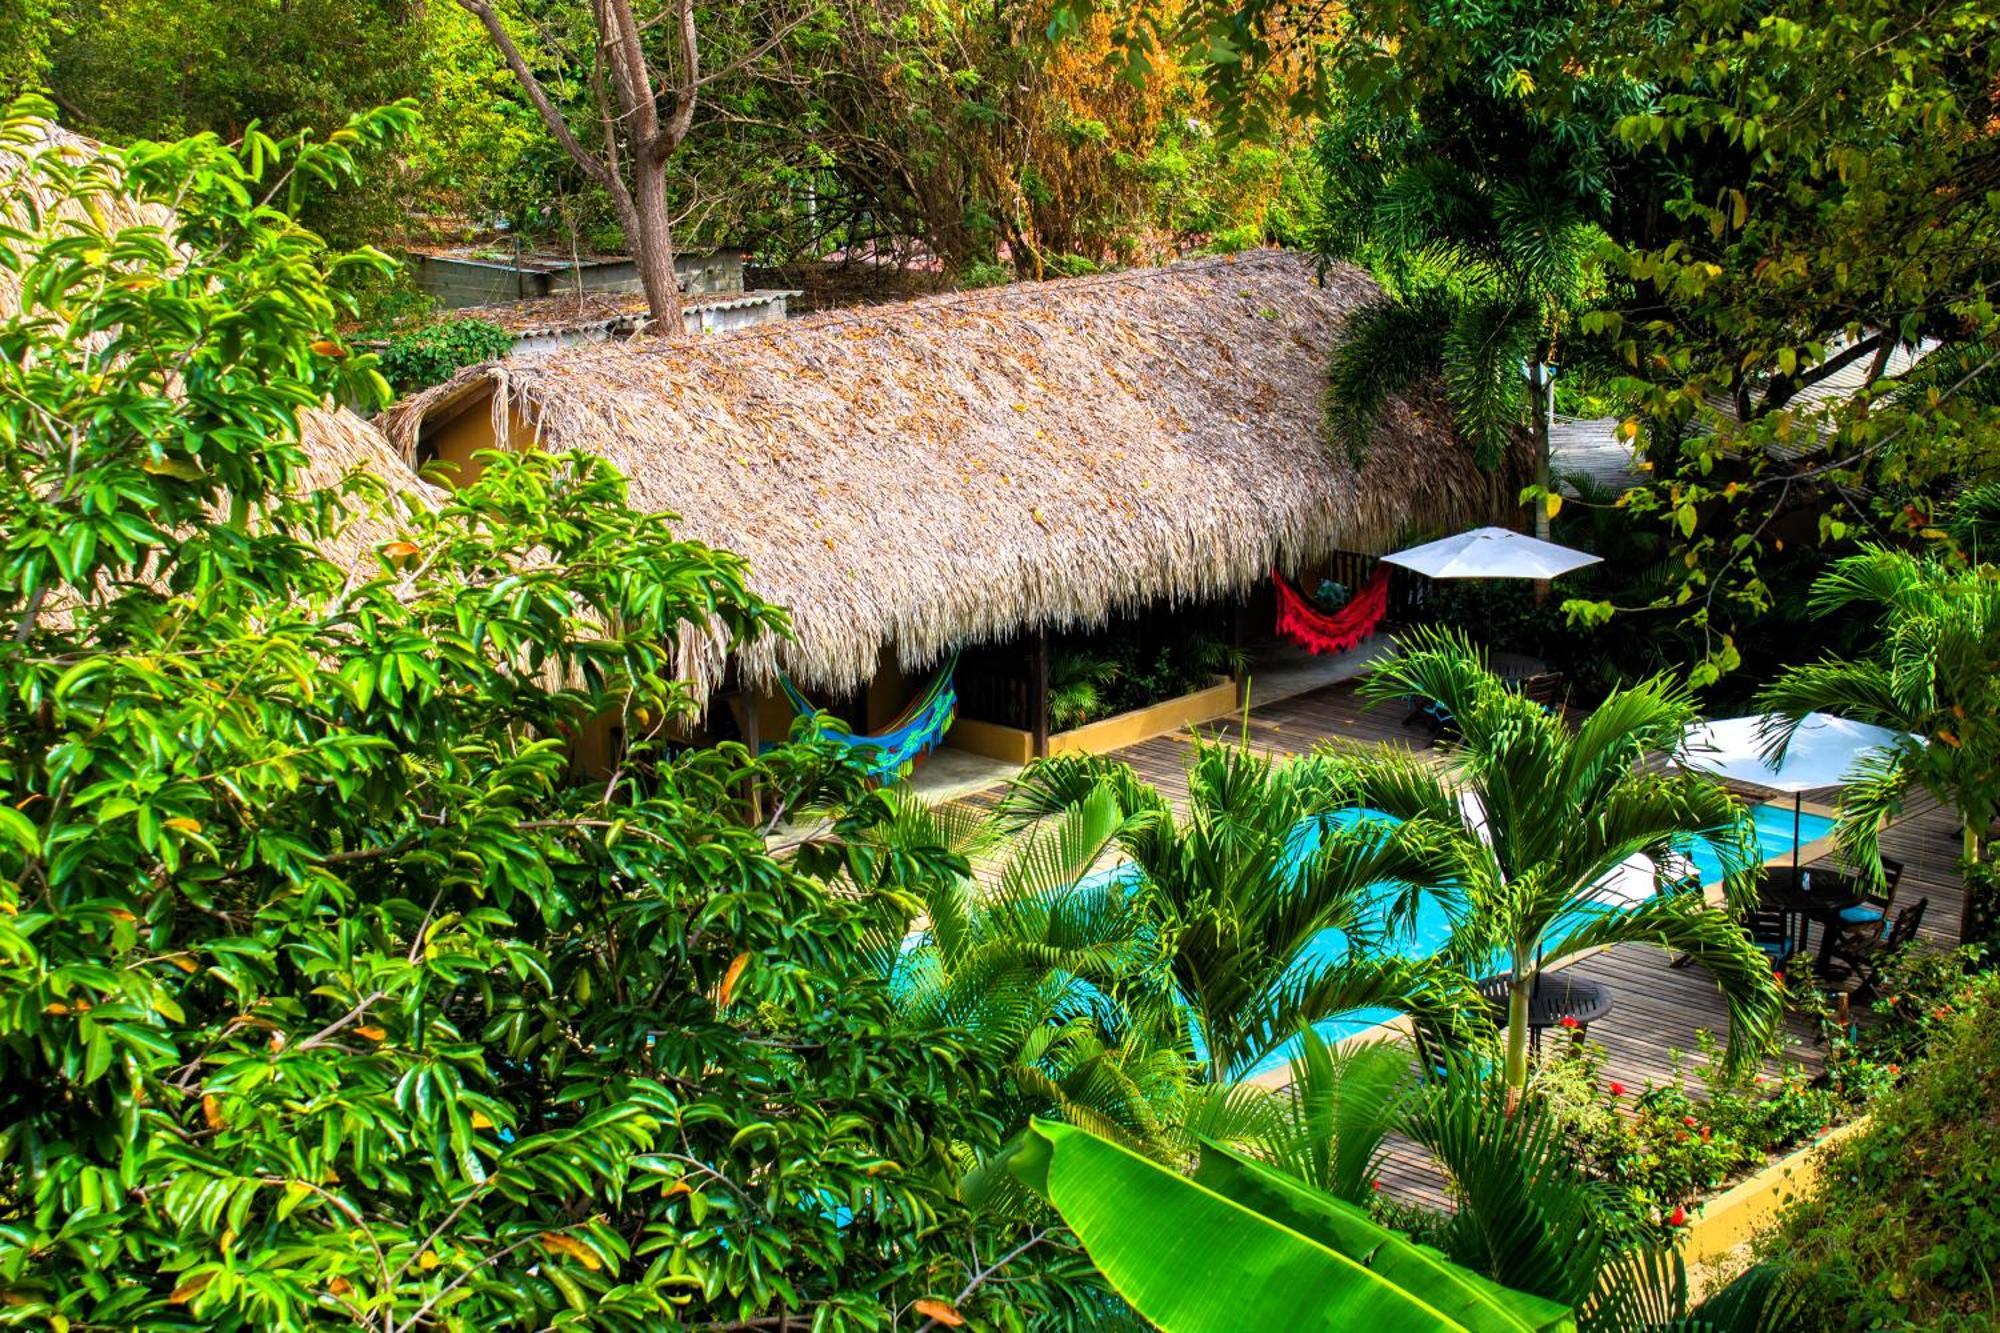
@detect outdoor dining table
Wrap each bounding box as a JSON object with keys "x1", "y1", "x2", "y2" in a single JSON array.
[
  {"x1": 1487, "y1": 651, "x2": 1549, "y2": 682},
  {"x1": 1759, "y1": 864, "x2": 1866, "y2": 976},
  {"x1": 1476, "y1": 972, "x2": 1613, "y2": 1055}
]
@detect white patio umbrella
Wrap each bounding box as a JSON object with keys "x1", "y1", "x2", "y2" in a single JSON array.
[
  {"x1": 1382, "y1": 526, "x2": 1602, "y2": 581},
  {"x1": 1677, "y1": 712, "x2": 1907, "y2": 868}
]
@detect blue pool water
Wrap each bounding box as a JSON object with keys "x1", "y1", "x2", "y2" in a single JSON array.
[
  {"x1": 1236, "y1": 800, "x2": 1837, "y2": 1078},
  {"x1": 908, "y1": 800, "x2": 1836, "y2": 1081}
]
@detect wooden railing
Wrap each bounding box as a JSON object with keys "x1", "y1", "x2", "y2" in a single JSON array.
[{"x1": 1316, "y1": 550, "x2": 1431, "y2": 621}]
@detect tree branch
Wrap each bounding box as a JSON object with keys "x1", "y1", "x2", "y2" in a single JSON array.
[{"x1": 455, "y1": 0, "x2": 626, "y2": 205}]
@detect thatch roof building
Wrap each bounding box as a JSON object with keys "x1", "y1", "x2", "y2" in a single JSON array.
[
  {"x1": 0, "y1": 117, "x2": 438, "y2": 573},
  {"x1": 385, "y1": 250, "x2": 1520, "y2": 699}
]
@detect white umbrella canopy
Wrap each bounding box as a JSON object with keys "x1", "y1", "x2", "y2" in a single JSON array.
[
  {"x1": 1382, "y1": 526, "x2": 1603, "y2": 580},
  {"x1": 1678, "y1": 712, "x2": 1906, "y2": 793},
  {"x1": 1678, "y1": 711, "x2": 1910, "y2": 870}
]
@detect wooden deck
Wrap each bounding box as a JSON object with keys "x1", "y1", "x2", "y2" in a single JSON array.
[{"x1": 942, "y1": 678, "x2": 1968, "y2": 1211}]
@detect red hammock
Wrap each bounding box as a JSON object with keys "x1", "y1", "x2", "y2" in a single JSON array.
[{"x1": 1273, "y1": 567, "x2": 1391, "y2": 656}]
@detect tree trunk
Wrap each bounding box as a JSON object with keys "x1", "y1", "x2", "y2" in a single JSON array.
[
  {"x1": 1531, "y1": 363, "x2": 1552, "y2": 543},
  {"x1": 630, "y1": 158, "x2": 685, "y2": 336},
  {"x1": 1504, "y1": 970, "x2": 1532, "y2": 1115}
]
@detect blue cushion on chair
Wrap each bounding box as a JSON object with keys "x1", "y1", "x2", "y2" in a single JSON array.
[
  {"x1": 1838, "y1": 904, "x2": 1886, "y2": 926},
  {"x1": 1753, "y1": 939, "x2": 1790, "y2": 957}
]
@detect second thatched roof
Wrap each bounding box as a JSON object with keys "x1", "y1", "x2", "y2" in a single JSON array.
[{"x1": 385, "y1": 250, "x2": 1522, "y2": 697}]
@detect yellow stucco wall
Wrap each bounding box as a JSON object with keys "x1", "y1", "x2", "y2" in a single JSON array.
[{"x1": 419, "y1": 394, "x2": 529, "y2": 486}]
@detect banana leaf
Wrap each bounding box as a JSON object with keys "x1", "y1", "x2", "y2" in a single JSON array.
[{"x1": 1011, "y1": 1118, "x2": 1576, "y2": 1333}]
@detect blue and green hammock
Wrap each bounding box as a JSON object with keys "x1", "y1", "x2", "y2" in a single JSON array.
[{"x1": 778, "y1": 652, "x2": 959, "y2": 782}]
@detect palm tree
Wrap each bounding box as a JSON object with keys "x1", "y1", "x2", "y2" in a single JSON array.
[
  {"x1": 879, "y1": 782, "x2": 1277, "y2": 1159},
  {"x1": 1761, "y1": 547, "x2": 2000, "y2": 933},
  {"x1": 1316, "y1": 142, "x2": 1607, "y2": 533},
  {"x1": 994, "y1": 739, "x2": 1488, "y2": 1086},
  {"x1": 1338, "y1": 627, "x2": 1782, "y2": 1103}
]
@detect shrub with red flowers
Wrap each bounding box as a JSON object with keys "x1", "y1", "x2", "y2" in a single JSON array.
[{"x1": 1532, "y1": 1030, "x2": 1841, "y2": 1225}]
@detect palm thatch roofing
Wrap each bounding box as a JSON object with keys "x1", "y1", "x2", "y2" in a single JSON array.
[
  {"x1": 385, "y1": 250, "x2": 1523, "y2": 697},
  {"x1": 0, "y1": 117, "x2": 438, "y2": 573}
]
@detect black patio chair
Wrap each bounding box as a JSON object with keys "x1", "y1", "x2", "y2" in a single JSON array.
[
  {"x1": 1827, "y1": 855, "x2": 1906, "y2": 941},
  {"x1": 1746, "y1": 902, "x2": 1807, "y2": 969},
  {"x1": 1830, "y1": 897, "x2": 1928, "y2": 1001}
]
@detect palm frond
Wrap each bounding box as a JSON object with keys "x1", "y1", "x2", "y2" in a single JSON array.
[
  {"x1": 1402, "y1": 1073, "x2": 1620, "y2": 1309},
  {"x1": 1324, "y1": 288, "x2": 1454, "y2": 465},
  {"x1": 1539, "y1": 893, "x2": 1782, "y2": 1075},
  {"x1": 1263, "y1": 1030, "x2": 1415, "y2": 1204},
  {"x1": 1442, "y1": 297, "x2": 1539, "y2": 467}
]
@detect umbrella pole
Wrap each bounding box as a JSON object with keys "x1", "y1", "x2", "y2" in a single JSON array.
[{"x1": 1800, "y1": 788, "x2": 1816, "y2": 872}]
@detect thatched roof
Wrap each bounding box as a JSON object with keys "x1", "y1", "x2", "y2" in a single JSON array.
[
  {"x1": 0, "y1": 117, "x2": 438, "y2": 574},
  {"x1": 386, "y1": 250, "x2": 1521, "y2": 697}
]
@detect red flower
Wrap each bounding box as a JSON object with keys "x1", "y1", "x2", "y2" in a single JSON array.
[
  {"x1": 1933, "y1": 1007, "x2": 1951, "y2": 1021},
  {"x1": 1683, "y1": 1115, "x2": 1698, "y2": 1128},
  {"x1": 1668, "y1": 1205, "x2": 1688, "y2": 1227},
  {"x1": 1559, "y1": 1015, "x2": 1581, "y2": 1030},
  {"x1": 1608, "y1": 1081, "x2": 1628, "y2": 1097},
  {"x1": 1887, "y1": 1063, "x2": 1901, "y2": 1077},
  {"x1": 1773, "y1": 970, "x2": 1785, "y2": 984},
  {"x1": 1370, "y1": 1179, "x2": 1381, "y2": 1191},
  {"x1": 1700, "y1": 1126, "x2": 1712, "y2": 1143}
]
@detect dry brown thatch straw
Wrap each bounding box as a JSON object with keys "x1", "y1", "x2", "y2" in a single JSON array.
[
  {"x1": 385, "y1": 250, "x2": 1525, "y2": 698},
  {"x1": 0, "y1": 116, "x2": 439, "y2": 575}
]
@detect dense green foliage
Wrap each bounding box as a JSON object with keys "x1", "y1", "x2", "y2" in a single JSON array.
[
  {"x1": 1094, "y1": 0, "x2": 2000, "y2": 681},
  {"x1": 0, "y1": 103, "x2": 1116, "y2": 1330},
  {"x1": 1536, "y1": 1033, "x2": 1838, "y2": 1221},
  {"x1": 1763, "y1": 549, "x2": 2000, "y2": 905},
  {"x1": 1307, "y1": 3, "x2": 1616, "y2": 479},
  {"x1": 1758, "y1": 973, "x2": 2000, "y2": 1332},
  {"x1": 1046, "y1": 618, "x2": 1237, "y2": 730},
  {"x1": 373, "y1": 316, "x2": 517, "y2": 397},
  {"x1": 13, "y1": 0, "x2": 1314, "y2": 288},
  {"x1": 33, "y1": 0, "x2": 437, "y2": 247}
]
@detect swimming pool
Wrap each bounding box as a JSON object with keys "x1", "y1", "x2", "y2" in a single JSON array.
[{"x1": 1237, "y1": 800, "x2": 1836, "y2": 1077}]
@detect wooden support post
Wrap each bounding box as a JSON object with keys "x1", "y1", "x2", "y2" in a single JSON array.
[
  {"x1": 1030, "y1": 628, "x2": 1050, "y2": 760},
  {"x1": 1232, "y1": 596, "x2": 1252, "y2": 712}
]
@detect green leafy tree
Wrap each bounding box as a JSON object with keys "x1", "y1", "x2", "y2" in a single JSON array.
[
  {"x1": 44, "y1": 0, "x2": 435, "y2": 248},
  {"x1": 1339, "y1": 628, "x2": 1780, "y2": 1101},
  {"x1": 0, "y1": 100, "x2": 1097, "y2": 1329},
  {"x1": 1581, "y1": 0, "x2": 2000, "y2": 669},
  {"x1": 1065, "y1": 0, "x2": 2000, "y2": 682},
  {"x1": 1761, "y1": 548, "x2": 2000, "y2": 941},
  {"x1": 1306, "y1": 3, "x2": 1630, "y2": 527},
  {"x1": 993, "y1": 739, "x2": 1486, "y2": 1084}
]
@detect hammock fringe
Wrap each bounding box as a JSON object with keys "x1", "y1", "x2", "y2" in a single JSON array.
[{"x1": 1273, "y1": 567, "x2": 1391, "y2": 656}]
